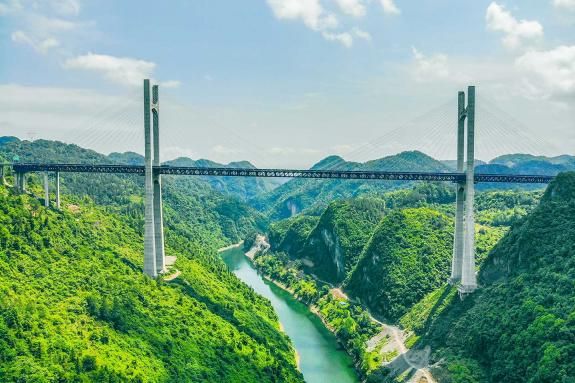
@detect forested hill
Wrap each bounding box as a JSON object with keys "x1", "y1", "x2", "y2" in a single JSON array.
[
  {"x1": 1, "y1": 137, "x2": 282, "y2": 202},
  {"x1": 414, "y1": 172, "x2": 575, "y2": 382},
  {"x1": 0, "y1": 138, "x2": 265, "y2": 247},
  {"x1": 109, "y1": 151, "x2": 284, "y2": 201},
  {"x1": 251, "y1": 151, "x2": 450, "y2": 220},
  {"x1": 0, "y1": 184, "x2": 303, "y2": 382}
]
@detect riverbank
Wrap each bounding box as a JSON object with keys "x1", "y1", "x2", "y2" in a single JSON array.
[
  {"x1": 217, "y1": 241, "x2": 243, "y2": 253},
  {"x1": 246, "y1": 237, "x2": 436, "y2": 383},
  {"x1": 220, "y1": 245, "x2": 358, "y2": 383}
]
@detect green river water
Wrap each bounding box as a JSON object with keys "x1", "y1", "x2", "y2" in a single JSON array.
[{"x1": 221, "y1": 246, "x2": 359, "y2": 383}]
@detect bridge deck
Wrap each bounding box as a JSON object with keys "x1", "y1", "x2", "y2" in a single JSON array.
[{"x1": 8, "y1": 163, "x2": 555, "y2": 184}]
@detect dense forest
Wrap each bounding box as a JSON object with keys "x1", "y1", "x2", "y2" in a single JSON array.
[
  {"x1": 0, "y1": 138, "x2": 303, "y2": 382},
  {"x1": 253, "y1": 178, "x2": 552, "y2": 382},
  {"x1": 3, "y1": 136, "x2": 575, "y2": 383},
  {"x1": 0, "y1": 183, "x2": 303, "y2": 382}
]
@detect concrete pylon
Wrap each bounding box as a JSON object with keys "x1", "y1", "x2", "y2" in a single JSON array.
[
  {"x1": 44, "y1": 172, "x2": 50, "y2": 207},
  {"x1": 460, "y1": 86, "x2": 477, "y2": 293},
  {"x1": 450, "y1": 91, "x2": 466, "y2": 284},
  {"x1": 55, "y1": 172, "x2": 60, "y2": 209},
  {"x1": 16, "y1": 172, "x2": 26, "y2": 193},
  {"x1": 143, "y1": 79, "x2": 157, "y2": 277},
  {"x1": 152, "y1": 84, "x2": 165, "y2": 274}
]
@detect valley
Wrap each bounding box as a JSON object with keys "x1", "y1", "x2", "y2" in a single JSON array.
[{"x1": 1, "y1": 137, "x2": 574, "y2": 382}]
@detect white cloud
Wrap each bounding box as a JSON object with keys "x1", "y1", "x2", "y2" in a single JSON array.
[
  {"x1": 322, "y1": 31, "x2": 353, "y2": 47},
  {"x1": 515, "y1": 45, "x2": 575, "y2": 99},
  {"x1": 553, "y1": 0, "x2": 575, "y2": 10},
  {"x1": 64, "y1": 53, "x2": 150, "y2": 86},
  {"x1": 64, "y1": 53, "x2": 180, "y2": 88},
  {"x1": 380, "y1": 0, "x2": 400, "y2": 15},
  {"x1": 352, "y1": 27, "x2": 371, "y2": 41},
  {"x1": 486, "y1": 2, "x2": 543, "y2": 49},
  {"x1": 335, "y1": 0, "x2": 366, "y2": 18},
  {"x1": 266, "y1": 0, "x2": 337, "y2": 30},
  {"x1": 411, "y1": 47, "x2": 449, "y2": 82},
  {"x1": 11, "y1": 30, "x2": 60, "y2": 53},
  {"x1": 267, "y1": 0, "x2": 362, "y2": 46}
]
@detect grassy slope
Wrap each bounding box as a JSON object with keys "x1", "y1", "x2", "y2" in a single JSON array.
[{"x1": 0, "y1": 186, "x2": 303, "y2": 382}]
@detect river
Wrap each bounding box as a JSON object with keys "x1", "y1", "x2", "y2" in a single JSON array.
[{"x1": 221, "y1": 246, "x2": 359, "y2": 383}]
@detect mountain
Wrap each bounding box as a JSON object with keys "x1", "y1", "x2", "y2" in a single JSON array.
[
  {"x1": 404, "y1": 172, "x2": 575, "y2": 382},
  {"x1": 0, "y1": 139, "x2": 265, "y2": 246},
  {"x1": 163, "y1": 157, "x2": 284, "y2": 201},
  {"x1": 0, "y1": 137, "x2": 283, "y2": 202},
  {"x1": 297, "y1": 198, "x2": 386, "y2": 283},
  {"x1": 476, "y1": 154, "x2": 575, "y2": 191},
  {"x1": 0, "y1": 184, "x2": 303, "y2": 382},
  {"x1": 345, "y1": 208, "x2": 453, "y2": 322},
  {"x1": 251, "y1": 151, "x2": 451, "y2": 220},
  {"x1": 490, "y1": 153, "x2": 575, "y2": 168},
  {"x1": 268, "y1": 215, "x2": 320, "y2": 256}
]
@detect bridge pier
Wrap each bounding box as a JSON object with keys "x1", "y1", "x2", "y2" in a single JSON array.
[
  {"x1": 460, "y1": 86, "x2": 477, "y2": 293},
  {"x1": 44, "y1": 172, "x2": 50, "y2": 207},
  {"x1": 55, "y1": 172, "x2": 60, "y2": 209},
  {"x1": 152, "y1": 84, "x2": 166, "y2": 274},
  {"x1": 143, "y1": 79, "x2": 157, "y2": 278},
  {"x1": 15, "y1": 172, "x2": 26, "y2": 193},
  {"x1": 449, "y1": 86, "x2": 477, "y2": 294},
  {"x1": 450, "y1": 91, "x2": 465, "y2": 284}
]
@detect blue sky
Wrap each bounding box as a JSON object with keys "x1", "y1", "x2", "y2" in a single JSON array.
[{"x1": 1, "y1": 0, "x2": 574, "y2": 167}]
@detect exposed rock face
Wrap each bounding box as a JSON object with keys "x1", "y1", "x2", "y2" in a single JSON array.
[
  {"x1": 300, "y1": 198, "x2": 385, "y2": 283},
  {"x1": 345, "y1": 208, "x2": 453, "y2": 321}
]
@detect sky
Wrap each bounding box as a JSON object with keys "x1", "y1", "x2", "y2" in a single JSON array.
[{"x1": 0, "y1": 0, "x2": 574, "y2": 168}]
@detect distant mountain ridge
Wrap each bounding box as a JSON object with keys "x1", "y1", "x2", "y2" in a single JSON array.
[{"x1": 250, "y1": 151, "x2": 452, "y2": 220}]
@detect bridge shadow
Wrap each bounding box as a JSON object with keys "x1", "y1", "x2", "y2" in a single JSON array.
[{"x1": 420, "y1": 284, "x2": 454, "y2": 335}]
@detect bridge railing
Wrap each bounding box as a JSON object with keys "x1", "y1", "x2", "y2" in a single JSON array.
[{"x1": 10, "y1": 163, "x2": 556, "y2": 184}]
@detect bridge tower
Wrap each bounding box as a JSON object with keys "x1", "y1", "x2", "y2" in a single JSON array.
[
  {"x1": 143, "y1": 79, "x2": 166, "y2": 277},
  {"x1": 143, "y1": 79, "x2": 157, "y2": 277},
  {"x1": 450, "y1": 86, "x2": 477, "y2": 294},
  {"x1": 152, "y1": 85, "x2": 166, "y2": 274}
]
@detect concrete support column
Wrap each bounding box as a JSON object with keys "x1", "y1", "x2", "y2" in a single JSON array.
[
  {"x1": 15, "y1": 172, "x2": 26, "y2": 193},
  {"x1": 461, "y1": 86, "x2": 477, "y2": 293},
  {"x1": 450, "y1": 91, "x2": 466, "y2": 284},
  {"x1": 44, "y1": 172, "x2": 50, "y2": 207},
  {"x1": 0, "y1": 165, "x2": 4, "y2": 184},
  {"x1": 152, "y1": 84, "x2": 165, "y2": 274},
  {"x1": 55, "y1": 172, "x2": 60, "y2": 209},
  {"x1": 143, "y1": 79, "x2": 157, "y2": 277}
]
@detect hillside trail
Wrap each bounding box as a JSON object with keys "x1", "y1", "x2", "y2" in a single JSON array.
[{"x1": 330, "y1": 288, "x2": 435, "y2": 383}]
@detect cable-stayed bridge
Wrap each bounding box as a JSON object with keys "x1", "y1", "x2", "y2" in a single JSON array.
[
  {"x1": 9, "y1": 163, "x2": 554, "y2": 184},
  {"x1": 0, "y1": 80, "x2": 559, "y2": 295}
]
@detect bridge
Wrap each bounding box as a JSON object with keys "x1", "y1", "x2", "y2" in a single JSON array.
[{"x1": 0, "y1": 80, "x2": 556, "y2": 294}]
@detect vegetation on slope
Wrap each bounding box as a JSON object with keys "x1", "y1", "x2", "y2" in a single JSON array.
[
  {"x1": 299, "y1": 198, "x2": 386, "y2": 283},
  {"x1": 251, "y1": 151, "x2": 450, "y2": 220},
  {"x1": 268, "y1": 215, "x2": 319, "y2": 256},
  {"x1": 0, "y1": 138, "x2": 266, "y2": 247},
  {"x1": 404, "y1": 172, "x2": 575, "y2": 382},
  {"x1": 0, "y1": 185, "x2": 303, "y2": 382},
  {"x1": 345, "y1": 208, "x2": 453, "y2": 321}
]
